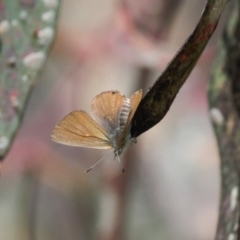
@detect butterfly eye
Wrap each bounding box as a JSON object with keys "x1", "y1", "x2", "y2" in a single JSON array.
[{"x1": 115, "y1": 149, "x2": 122, "y2": 155}]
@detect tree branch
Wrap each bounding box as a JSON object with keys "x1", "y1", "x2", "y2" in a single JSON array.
[
  {"x1": 0, "y1": 0, "x2": 61, "y2": 160},
  {"x1": 209, "y1": 1, "x2": 240, "y2": 239},
  {"x1": 131, "y1": 0, "x2": 229, "y2": 137}
]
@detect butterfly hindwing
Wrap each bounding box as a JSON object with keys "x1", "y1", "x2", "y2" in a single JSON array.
[{"x1": 51, "y1": 111, "x2": 112, "y2": 149}]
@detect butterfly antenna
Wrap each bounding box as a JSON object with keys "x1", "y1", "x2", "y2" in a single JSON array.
[
  {"x1": 85, "y1": 152, "x2": 112, "y2": 173},
  {"x1": 115, "y1": 151, "x2": 125, "y2": 173}
]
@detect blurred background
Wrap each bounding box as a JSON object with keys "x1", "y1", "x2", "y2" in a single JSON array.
[{"x1": 0, "y1": 0, "x2": 229, "y2": 239}]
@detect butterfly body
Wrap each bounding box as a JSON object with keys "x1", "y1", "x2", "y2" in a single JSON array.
[
  {"x1": 119, "y1": 98, "x2": 131, "y2": 131},
  {"x1": 52, "y1": 90, "x2": 143, "y2": 158}
]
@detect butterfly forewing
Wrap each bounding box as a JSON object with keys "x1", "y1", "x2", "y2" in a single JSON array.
[
  {"x1": 128, "y1": 89, "x2": 143, "y2": 123},
  {"x1": 91, "y1": 91, "x2": 125, "y2": 135},
  {"x1": 51, "y1": 111, "x2": 112, "y2": 149}
]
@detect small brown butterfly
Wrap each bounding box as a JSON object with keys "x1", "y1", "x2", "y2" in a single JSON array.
[{"x1": 51, "y1": 90, "x2": 143, "y2": 172}]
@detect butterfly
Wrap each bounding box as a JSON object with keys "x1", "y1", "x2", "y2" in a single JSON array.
[{"x1": 51, "y1": 90, "x2": 143, "y2": 172}]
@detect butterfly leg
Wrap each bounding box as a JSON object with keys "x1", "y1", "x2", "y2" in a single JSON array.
[{"x1": 114, "y1": 150, "x2": 125, "y2": 173}]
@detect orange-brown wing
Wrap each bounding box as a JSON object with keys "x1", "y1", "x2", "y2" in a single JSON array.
[
  {"x1": 91, "y1": 91, "x2": 125, "y2": 134},
  {"x1": 117, "y1": 89, "x2": 143, "y2": 148},
  {"x1": 51, "y1": 111, "x2": 112, "y2": 149},
  {"x1": 128, "y1": 89, "x2": 143, "y2": 123}
]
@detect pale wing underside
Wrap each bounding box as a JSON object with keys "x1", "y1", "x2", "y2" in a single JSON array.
[
  {"x1": 51, "y1": 111, "x2": 112, "y2": 149},
  {"x1": 91, "y1": 91, "x2": 125, "y2": 134},
  {"x1": 117, "y1": 89, "x2": 143, "y2": 148}
]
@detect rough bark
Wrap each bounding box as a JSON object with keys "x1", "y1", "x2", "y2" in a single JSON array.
[
  {"x1": 0, "y1": 0, "x2": 61, "y2": 159},
  {"x1": 209, "y1": 1, "x2": 240, "y2": 240}
]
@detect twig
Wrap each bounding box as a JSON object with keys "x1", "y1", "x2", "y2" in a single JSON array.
[{"x1": 131, "y1": 0, "x2": 229, "y2": 137}]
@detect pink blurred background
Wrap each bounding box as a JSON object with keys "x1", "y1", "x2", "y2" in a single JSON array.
[{"x1": 0, "y1": 0, "x2": 229, "y2": 239}]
